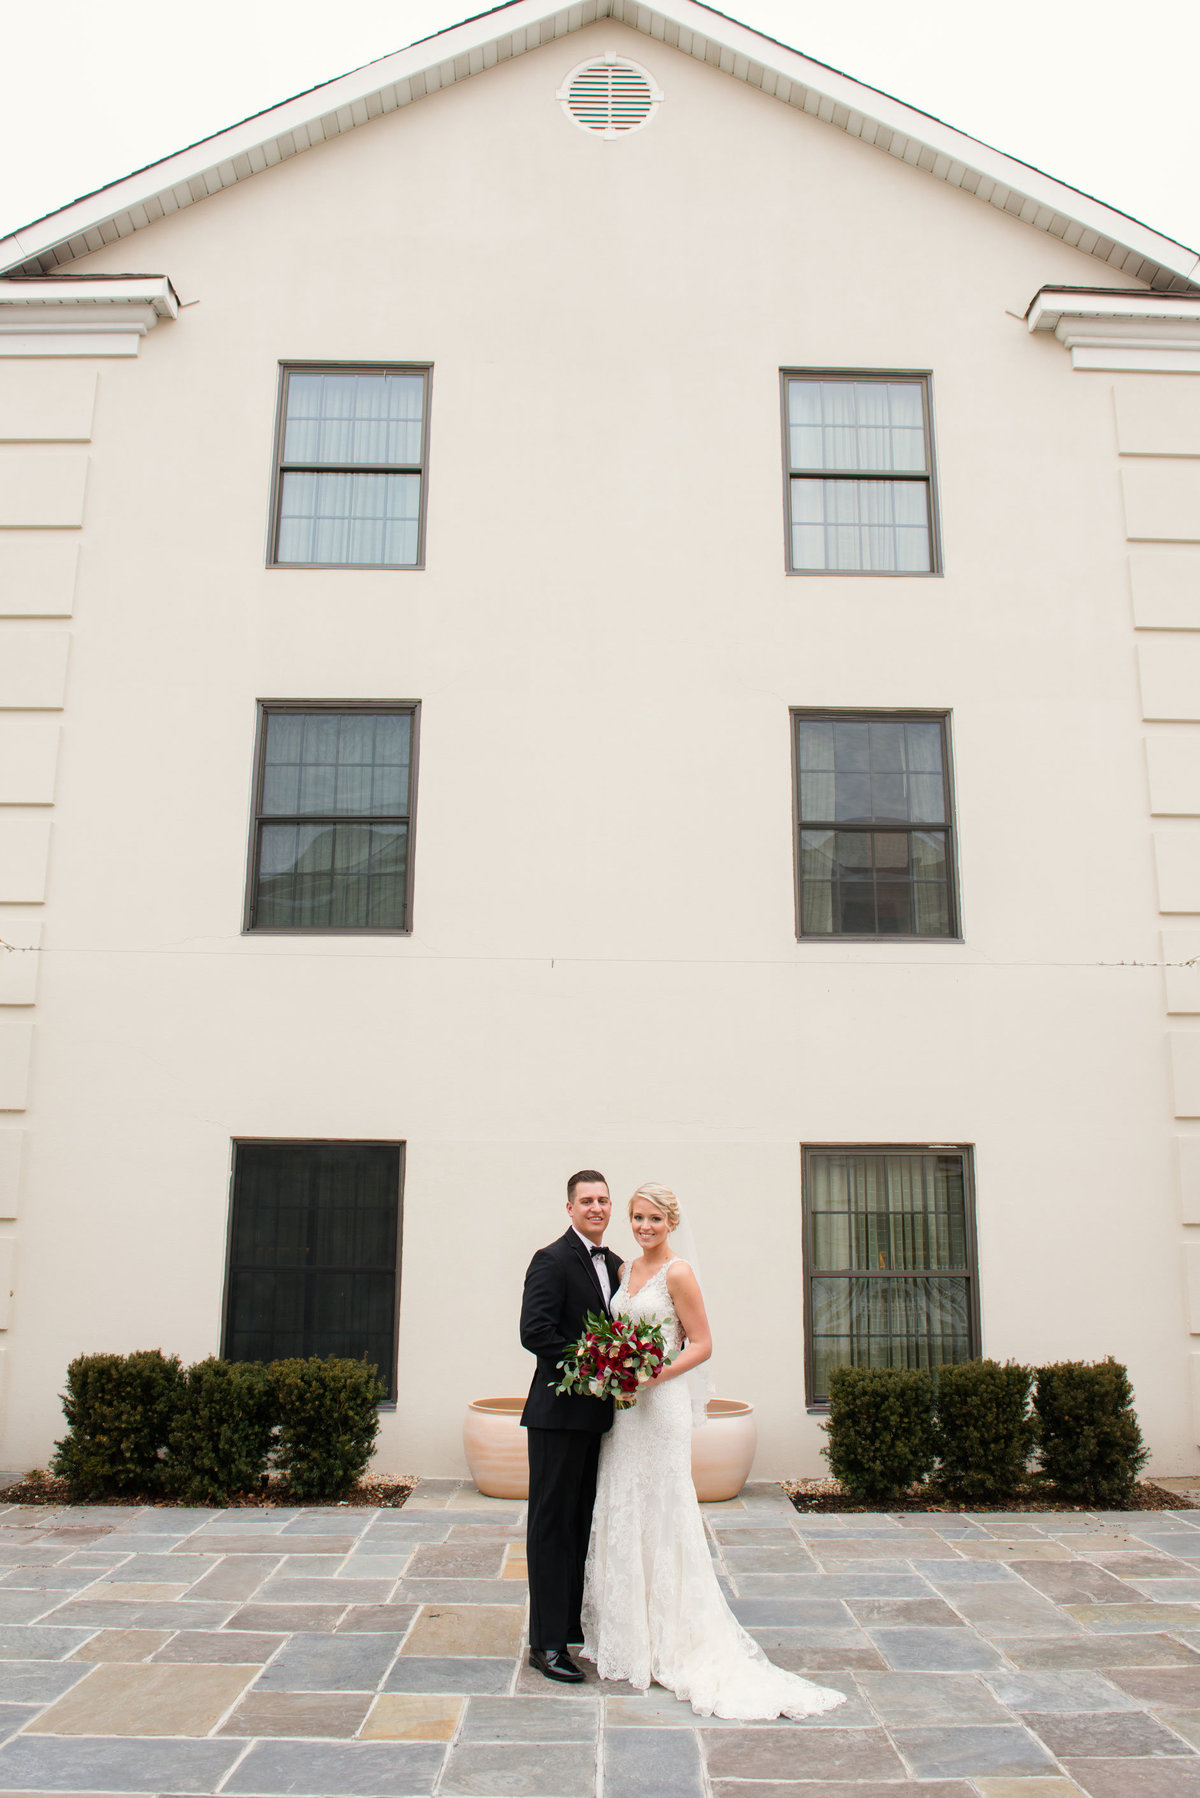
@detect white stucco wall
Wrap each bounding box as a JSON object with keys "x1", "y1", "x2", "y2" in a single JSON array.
[{"x1": 1, "y1": 20, "x2": 1193, "y2": 1479}]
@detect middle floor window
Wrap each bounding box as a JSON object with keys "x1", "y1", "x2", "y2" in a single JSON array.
[
  {"x1": 246, "y1": 703, "x2": 418, "y2": 932},
  {"x1": 792, "y1": 709, "x2": 958, "y2": 939}
]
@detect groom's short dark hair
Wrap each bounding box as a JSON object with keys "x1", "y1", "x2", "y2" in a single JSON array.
[{"x1": 567, "y1": 1169, "x2": 607, "y2": 1199}]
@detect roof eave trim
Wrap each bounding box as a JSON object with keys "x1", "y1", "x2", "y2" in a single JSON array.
[{"x1": 2, "y1": 0, "x2": 1197, "y2": 290}]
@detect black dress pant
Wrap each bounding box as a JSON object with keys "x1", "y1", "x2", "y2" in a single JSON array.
[{"x1": 525, "y1": 1427, "x2": 602, "y2": 1650}]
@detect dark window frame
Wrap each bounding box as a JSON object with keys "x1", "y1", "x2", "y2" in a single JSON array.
[
  {"x1": 790, "y1": 706, "x2": 961, "y2": 943},
  {"x1": 779, "y1": 368, "x2": 942, "y2": 577},
  {"x1": 243, "y1": 699, "x2": 421, "y2": 936},
  {"x1": 801, "y1": 1142, "x2": 980, "y2": 1410},
  {"x1": 221, "y1": 1137, "x2": 405, "y2": 1403},
  {"x1": 267, "y1": 361, "x2": 433, "y2": 570}
]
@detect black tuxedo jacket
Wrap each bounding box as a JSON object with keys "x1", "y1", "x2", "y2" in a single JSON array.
[{"x1": 520, "y1": 1228, "x2": 625, "y2": 1431}]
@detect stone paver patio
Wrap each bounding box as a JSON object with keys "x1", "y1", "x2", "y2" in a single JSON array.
[{"x1": 1, "y1": 1481, "x2": 1200, "y2": 1793}]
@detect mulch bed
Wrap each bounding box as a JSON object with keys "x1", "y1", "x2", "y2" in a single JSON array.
[
  {"x1": 0, "y1": 1472, "x2": 418, "y2": 1509},
  {"x1": 784, "y1": 1478, "x2": 1196, "y2": 1513}
]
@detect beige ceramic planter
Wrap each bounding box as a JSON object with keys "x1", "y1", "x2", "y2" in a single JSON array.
[
  {"x1": 464, "y1": 1396, "x2": 757, "y2": 1501},
  {"x1": 691, "y1": 1398, "x2": 757, "y2": 1501},
  {"x1": 463, "y1": 1397, "x2": 529, "y2": 1499}
]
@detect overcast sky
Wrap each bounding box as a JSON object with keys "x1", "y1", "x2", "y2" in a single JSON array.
[{"x1": 4, "y1": 0, "x2": 1197, "y2": 254}]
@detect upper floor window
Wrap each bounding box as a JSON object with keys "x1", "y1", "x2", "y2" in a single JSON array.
[
  {"x1": 246, "y1": 703, "x2": 418, "y2": 932},
  {"x1": 783, "y1": 372, "x2": 939, "y2": 574},
  {"x1": 270, "y1": 366, "x2": 430, "y2": 568},
  {"x1": 792, "y1": 710, "x2": 957, "y2": 939}
]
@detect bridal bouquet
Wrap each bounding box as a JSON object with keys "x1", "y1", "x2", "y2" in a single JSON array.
[{"x1": 554, "y1": 1312, "x2": 673, "y2": 1408}]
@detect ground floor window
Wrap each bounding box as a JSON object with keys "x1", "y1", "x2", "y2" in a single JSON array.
[
  {"x1": 223, "y1": 1141, "x2": 403, "y2": 1399},
  {"x1": 802, "y1": 1144, "x2": 977, "y2": 1405}
]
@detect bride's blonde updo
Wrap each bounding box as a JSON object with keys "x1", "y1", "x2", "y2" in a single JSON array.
[{"x1": 629, "y1": 1182, "x2": 680, "y2": 1231}]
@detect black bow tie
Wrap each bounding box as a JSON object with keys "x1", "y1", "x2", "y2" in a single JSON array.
[{"x1": 589, "y1": 1246, "x2": 606, "y2": 1260}]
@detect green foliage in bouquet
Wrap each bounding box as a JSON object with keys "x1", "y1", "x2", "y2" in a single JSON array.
[
  {"x1": 168, "y1": 1358, "x2": 274, "y2": 1505},
  {"x1": 932, "y1": 1359, "x2": 1034, "y2": 1503},
  {"x1": 52, "y1": 1349, "x2": 185, "y2": 1498},
  {"x1": 268, "y1": 1356, "x2": 385, "y2": 1500},
  {"x1": 1033, "y1": 1357, "x2": 1149, "y2": 1506},
  {"x1": 823, "y1": 1365, "x2": 936, "y2": 1503},
  {"x1": 556, "y1": 1311, "x2": 671, "y2": 1407}
]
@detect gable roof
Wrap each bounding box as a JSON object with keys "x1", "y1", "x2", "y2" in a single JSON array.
[{"x1": 2, "y1": 0, "x2": 1196, "y2": 292}]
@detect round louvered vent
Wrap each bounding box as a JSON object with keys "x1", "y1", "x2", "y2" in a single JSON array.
[{"x1": 557, "y1": 56, "x2": 662, "y2": 139}]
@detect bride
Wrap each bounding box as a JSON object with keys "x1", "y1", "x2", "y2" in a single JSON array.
[{"x1": 581, "y1": 1182, "x2": 846, "y2": 1721}]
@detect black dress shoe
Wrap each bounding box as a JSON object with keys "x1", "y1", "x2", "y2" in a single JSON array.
[{"x1": 529, "y1": 1646, "x2": 585, "y2": 1683}]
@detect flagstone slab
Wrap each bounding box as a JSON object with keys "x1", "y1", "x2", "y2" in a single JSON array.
[
  {"x1": 273, "y1": 1555, "x2": 347, "y2": 1576},
  {"x1": 335, "y1": 1602, "x2": 419, "y2": 1633},
  {"x1": 1027, "y1": 1708, "x2": 1196, "y2": 1756},
  {"x1": 844, "y1": 1596, "x2": 962, "y2": 1627},
  {"x1": 0, "y1": 1661, "x2": 91, "y2": 1703},
  {"x1": 1109, "y1": 1666, "x2": 1200, "y2": 1704},
  {"x1": 708, "y1": 1785, "x2": 977, "y2": 1798},
  {"x1": 729, "y1": 1599, "x2": 852, "y2": 1629},
  {"x1": 0, "y1": 1589, "x2": 72, "y2": 1623},
  {"x1": 1067, "y1": 1602, "x2": 1200, "y2": 1631},
  {"x1": 788, "y1": 1573, "x2": 930, "y2": 1598},
  {"x1": 395, "y1": 1579, "x2": 527, "y2": 1604},
  {"x1": 217, "y1": 1690, "x2": 373, "y2": 1736},
  {"x1": 400, "y1": 1604, "x2": 524, "y2": 1658},
  {"x1": 868, "y1": 1626, "x2": 1005, "y2": 1671},
  {"x1": 254, "y1": 1630, "x2": 400, "y2": 1691},
  {"x1": 0, "y1": 1704, "x2": 41, "y2": 1741},
  {"x1": 184, "y1": 1557, "x2": 281, "y2": 1600},
  {"x1": 280, "y1": 1515, "x2": 372, "y2": 1535},
  {"x1": 86, "y1": 1582, "x2": 193, "y2": 1603},
  {"x1": 1164, "y1": 1710, "x2": 1200, "y2": 1749},
  {"x1": 856, "y1": 1671, "x2": 1011, "y2": 1725},
  {"x1": 606, "y1": 1691, "x2": 746, "y2": 1727},
  {"x1": 0, "y1": 1734, "x2": 244, "y2": 1792},
  {"x1": 719, "y1": 1546, "x2": 819, "y2": 1573},
  {"x1": 337, "y1": 1555, "x2": 412, "y2": 1580},
  {"x1": 986, "y1": 1669, "x2": 1143, "y2": 1712},
  {"x1": 957, "y1": 1542, "x2": 1075, "y2": 1561},
  {"x1": 43, "y1": 1598, "x2": 234, "y2": 1629},
  {"x1": 812, "y1": 1538, "x2": 963, "y2": 1561},
  {"x1": 0, "y1": 1566, "x2": 97, "y2": 1591},
  {"x1": 1092, "y1": 1551, "x2": 1189, "y2": 1577},
  {"x1": 974, "y1": 1783, "x2": 1086, "y2": 1797},
  {"x1": 225, "y1": 1603, "x2": 346, "y2": 1632},
  {"x1": 225, "y1": 1739, "x2": 443, "y2": 1796},
  {"x1": 461, "y1": 1694, "x2": 598, "y2": 1740},
  {"x1": 69, "y1": 1629, "x2": 172, "y2": 1662},
  {"x1": 1010, "y1": 1562, "x2": 1142, "y2": 1605},
  {"x1": 730, "y1": 1574, "x2": 845, "y2": 1599},
  {"x1": 26, "y1": 1660, "x2": 255, "y2": 1735},
  {"x1": 0, "y1": 1624, "x2": 94, "y2": 1658},
  {"x1": 405, "y1": 1544, "x2": 506, "y2": 1579},
  {"x1": 916, "y1": 1560, "x2": 1021, "y2": 1584},
  {"x1": 1062, "y1": 1758, "x2": 1200, "y2": 1794},
  {"x1": 704, "y1": 1724, "x2": 905, "y2": 1780},
  {"x1": 360, "y1": 1694, "x2": 464, "y2": 1740},
  {"x1": 1128, "y1": 1580, "x2": 1200, "y2": 1602},
  {"x1": 765, "y1": 1642, "x2": 889, "y2": 1673},
  {"x1": 382, "y1": 1656, "x2": 514, "y2": 1695},
  {"x1": 893, "y1": 1723, "x2": 1059, "y2": 1779},
  {"x1": 254, "y1": 1577, "x2": 395, "y2": 1605},
  {"x1": 948, "y1": 1585, "x2": 1080, "y2": 1638},
  {"x1": 173, "y1": 1534, "x2": 356, "y2": 1555},
  {"x1": 604, "y1": 1725, "x2": 703, "y2": 1797},
  {"x1": 105, "y1": 1555, "x2": 217, "y2": 1584},
  {"x1": 1007, "y1": 1634, "x2": 1200, "y2": 1669},
  {"x1": 710, "y1": 1527, "x2": 807, "y2": 1545},
  {"x1": 154, "y1": 1628, "x2": 285, "y2": 1663},
  {"x1": 440, "y1": 1740, "x2": 593, "y2": 1795}
]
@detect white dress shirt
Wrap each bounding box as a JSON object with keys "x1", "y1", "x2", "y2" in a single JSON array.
[{"x1": 571, "y1": 1225, "x2": 612, "y2": 1307}]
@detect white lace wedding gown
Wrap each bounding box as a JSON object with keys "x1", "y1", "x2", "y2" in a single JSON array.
[{"x1": 581, "y1": 1258, "x2": 846, "y2": 1720}]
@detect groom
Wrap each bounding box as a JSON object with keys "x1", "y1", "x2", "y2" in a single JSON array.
[{"x1": 520, "y1": 1169, "x2": 624, "y2": 1683}]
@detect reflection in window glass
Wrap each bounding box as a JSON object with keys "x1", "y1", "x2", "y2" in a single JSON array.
[
  {"x1": 794, "y1": 713, "x2": 954, "y2": 937},
  {"x1": 805, "y1": 1148, "x2": 975, "y2": 1404}
]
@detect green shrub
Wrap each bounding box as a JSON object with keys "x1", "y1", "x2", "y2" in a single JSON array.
[
  {"x1": 51, "y1": 1350, "x2": 184, "y2": 1498},
  {"x1": 269, "y1": 1356, "x2": 384, "y2": 1500},
  {"x1": 1033, "y1": 1357, "x2": 1149, "y2": 1506},
  {"x1": 168, "y1": 1358, "x2": 274, "y2": 1505},
  {"x1": 933, "y1": 1359, "x2": 1034, "y2": 1503},
  {"x1": 824, "y1": 1365, "x2": 935, "y2": 1503}
]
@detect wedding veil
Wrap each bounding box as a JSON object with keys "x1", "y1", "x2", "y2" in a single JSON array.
[{"x1": 670, "y1": 1205, "x2": 716, "y2": 1430}]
